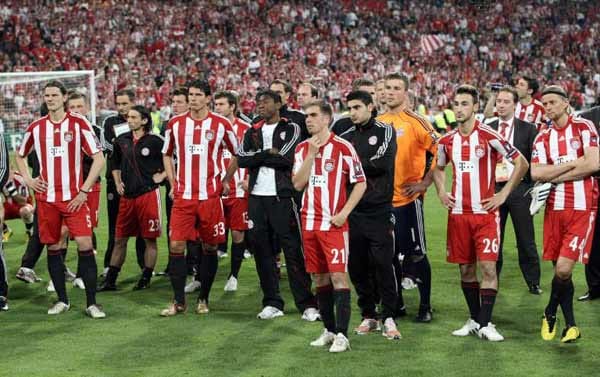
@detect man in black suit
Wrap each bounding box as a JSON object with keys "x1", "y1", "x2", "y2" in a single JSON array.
[
  {"x1": 486, "y1": 86, "x2": 541, "y2": 294},
  {"x1": 577, "y1": 105, "x2": 600, "y2": 301}
]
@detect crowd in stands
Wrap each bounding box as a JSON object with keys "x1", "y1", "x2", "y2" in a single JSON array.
[{"x1": 1, "y1": 0, "x2": 599, "y2": 131}]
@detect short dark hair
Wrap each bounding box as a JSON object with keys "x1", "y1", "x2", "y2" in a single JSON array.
[
  {"x1": 498, "y1": 86, "x2": 518, "y2": 104},
  {"x1": 187, "y1": 79, "x2": 212, "y2": 96},
  {"x1": 384, "y1": 72, "x2": 410, "y2": 90},
  {"x1": 270, "y1": 79, "x2": 292, "y2": 94},
  {"x1": 44, "y1": 80, "x2": 67, "y2": 95},
  {"x1": 214, "y1": 91, "x2": 238, "y2": 112},
  {"x1": 67, "y1": 90, "x2": 86, "y2": 103},
  {"x1": 171, "y1": 87, "x2": 188, "y2": 100},
  {"x1": 300, "y1": 82, "x2": 319, "y2": 98},
  {"x1": 115, "y1": 88, "x2": 135, "y2": 102},
  {"x1": 256, "y1": 90, "x2": 282, "y2": 104},
  {"x1": 521, "y1": 76, "x2": 539, "y2": 94},
  {"x1": 541, "y1": 85, "x2": 568, "y2": 99},
  {"x1": 455, "y1": 84, "x2": 479, "y2": 104},
  {"x1": 346, "y1": 90, "x2": 374, "y2": 106},
  {"x1": 130, "y1": 105, "x2": 152, "y2": 132},
  {"x1": 351, "y1": 78, "x2": 375, "y2": 91},
  {"x1": 303, "y1": 100, "x2": 333, "y2": 118}
]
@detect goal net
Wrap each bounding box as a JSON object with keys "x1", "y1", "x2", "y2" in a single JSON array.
[{"x1": 0, "y1": 70, "x2": 96, "y2": 151}]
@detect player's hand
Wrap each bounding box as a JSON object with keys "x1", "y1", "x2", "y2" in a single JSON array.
[
  {"x1": 481, "y1": 192, "x2": 507, "y2": 211},
  {"x1": 330, "y1": 211, "x2": 348, "y2": 228},
  {"x1": 169, "y1": 185, "x2": 175, "y2": 200},
  {"x1": 239, "y1": 179, "x2": 249, "y2": 192},
  {"x1": 67, "y1": 191, "x2": 87, "y2": 213},
  {"x1": 26, "y1": 177, "x2": 48, "y2": 193},
  {"x1": 116, "y1": 182, "x2": 125, "y2": 196},
  {"x1": 221, "y1": 178, "x2": 231, "y2": 197},
  {"x1": 267, "y1": 148, "x2": 280, "y2": 155},
  {"x1": 308, "y1": 136, "x2": 323, "y2": 156},
  {"x1": 438, "y1": 192, "x2": 455, "y2": 209},
  {"x1": 402, "y1": 181, "x2": 427, "y2": 196},
  {"x1": 152, "y1": 172, "x2": 165, "y2": 184}
]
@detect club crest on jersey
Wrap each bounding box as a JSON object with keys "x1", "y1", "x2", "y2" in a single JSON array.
[
  {"x1": 528, "y1": 114, "x2": 535, "y2": 122},
  {"x1": 280, "y1": 131, "x2": 286, "y2": 140},
  {"x1": 396, "y1": 128, "x2": 404, "y2": 137},
  {"x1": 570, "y1": 138, "x2": 581, "y2": 150},
  {"x1": 64, "y1": 132, "x2": 73, "y2": 142},
  {"x1": 141, "y1": 147, "x2": 150, "y2": 156},
  {"x1": 205, "y1": 130, "x2": 215, "y2": 141},
  {"x1": 475, "y1": 145, "x2": 485, "y2": 158},
  {"x1": 324, "y1": 159, "x2": 335, "y2": 172},
  {"x1": 368, "y1": 136, "x2": 378, "y2": 145}
]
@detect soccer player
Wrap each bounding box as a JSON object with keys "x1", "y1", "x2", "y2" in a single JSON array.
[
  {"x1": 515, "y1": 76, "x2": 545, "y2": 125},
  {"x1": 340, "y1": 90, "x2": 401, "y2": 339},
  {"x1": 15, "y1": 80, "x2": 106, "y2": 318},
  {"x1": 331, "y1": 78, "x2": 379, "y2": 136},
  {"x1": 99, "y1": 106, "x2": 165, "y2": 291},
  {"x1": 433, "y1": 84, "x2": 528, "y2": 341},
  {"x1": 293, "y1": 100, "x2": 366, "y2": 352},
  {"x1": 377, "y1": 72, "x2": 439, "y2": 322},
  {"x1": 102, "y1": 89, "x2": 146, "y2": 274},
  {"x1": 0, "y1": 132, "x2": 11, "y2": 311},
  {"x1": 214, "y1": 91, "x2": 250, "y2": 291},
  {"x1": 532, "y1": 85, "x2": 599, "y2": 343},
  {"x1": 161, "y1": 80, "x2": 239, "y2": 316},
  {"x1": 484, "y1": 86, "x2": 541, "y2": 294},
  {"x1": 237, "y1": 90, "x2": 318, "y2": 321}
]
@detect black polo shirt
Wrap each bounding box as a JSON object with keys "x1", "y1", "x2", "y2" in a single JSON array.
[{"x1": 111, "y1": 131, "x2": 164, "y2": 198}]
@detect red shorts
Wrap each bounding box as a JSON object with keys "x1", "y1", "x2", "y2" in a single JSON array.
[
  {"x1": 115, "y1": 189, "x2": 162, "y2": 239},
  {"x1": 37, "y1": 200, "x2": 92, "y2": 244},
  {"x1": 446, "y1": 212, "x2": 500, "y2": 264},
  {"x1": 3, "y1": 202, "x2": 33, "y2": 220},
  {"x1": 543, "y1": 209, "x2": 596, "y2": 264},
  {"x1": 222, "y1": 197, "x2": 249, "y2": 231},
  {"x1": 169, "y1": 196, "x2": 225, "y2": 245},
  {"x1": 303, "y1": 230, "x2": 348, "y2": 274}
]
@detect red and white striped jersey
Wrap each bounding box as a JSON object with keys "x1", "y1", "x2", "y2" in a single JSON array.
[
  {"x1": 515, "y1": 99, "x2": 545, "y2": 125},
  {"x1": 220, "y1": 117, "x2": 250, "y2": 199},
  {"x1": 18, "y1": 112, "x2": 100, "y2": 203},
  {"x1": 293, "y1": 133, "x2": 366, "y2": 231},
  {"x1": 531, "y1": 115, "x2": 599, "y2": 211},
  {"x1": 437, "y1": 121, "x2": 521, "y2": 215},
  {"x1": 162, "y1": 111, "x2": 239, "y2": 200}
]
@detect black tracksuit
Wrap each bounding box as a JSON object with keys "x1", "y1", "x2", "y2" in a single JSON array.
[
  {"x1": 0, "y1": 133, "x2": 10, "y2": 297},
  {"x1": 338, "y1": 117, "x2": 398, "y2": 319},
  {"x1": 237, "y1": 118, "x2": 316, "y2": 312}
]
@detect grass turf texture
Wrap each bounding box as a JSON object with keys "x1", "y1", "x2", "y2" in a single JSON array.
[{"x1": 1, "y1": 184, "x2": 599, "y2": 377}]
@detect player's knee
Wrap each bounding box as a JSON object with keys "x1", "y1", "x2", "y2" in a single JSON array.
[
  {"x1": 479, "y1": 262, "x2": 497, "y2": 280},
  {"x1": 202, "y1": 244, "x2": 218, "y2": 255},
  {"x1": 169, "y1": 241, "x2": 186, "y2": 254},
  {"x1": 231, "y1": 230, "x2": 244, "y2": 244},
  {"x1": 330, "y1": 273, "x2": 349, "y2": 289},
  {"x1": 555, "y1": 265, "x2": 572, "y2": 280}
]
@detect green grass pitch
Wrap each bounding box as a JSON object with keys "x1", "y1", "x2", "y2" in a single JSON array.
[{"x1": 1, "y1": 184, "x2": 599, "y2": 377}]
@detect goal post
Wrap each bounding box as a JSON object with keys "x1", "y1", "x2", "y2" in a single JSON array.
[{"x1": 0, "y1": 70, "x2": 96, "y2": 151}]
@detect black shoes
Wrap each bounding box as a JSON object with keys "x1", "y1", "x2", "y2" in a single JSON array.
[
  {"x1": 133, "y1": 277, "x2": 151, "y2": 290},
  {"x1": 415, "y1": 307, "x2": 433, "y2": 323},
  {"x1": 528, "y1": 284, "x2": 543, "y2": 295},
  {"x1": 97, "y1": 281, "x2": 117, "y2": 292},
  {"x1": 577, "y1": 291, "x2": 600, "y2": 301}
]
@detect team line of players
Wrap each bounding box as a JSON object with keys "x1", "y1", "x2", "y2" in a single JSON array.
[{"x1": 2, "y1": 73, "x2": 595, "y2": 352}]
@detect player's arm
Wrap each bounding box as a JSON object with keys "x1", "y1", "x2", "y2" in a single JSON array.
[
  {"x1": 483, "y1": 153, "x2": 528, "y2": 211},
  {"x1": 81, "y1": 152, "x2": 105, "y2": 194},
  {"x1": 331, "y1": 180, "x2": 366, "y2": 227},
  {"x1": 432, "y1": 165, "x2": 454, "y2": 209},
  {"x1": 403, "y1": 123, "x2": 440, "y2": 195},
  {"x1": 292, "y1": 138, "x2": 321, "y2": 191},
  {"x1": 15, "y1": 131, "x2": 46, "y2": 193},
  {"x1": 262, "y1": 123, "x2": 301, "y2": 169},
  {"x1": 112, "y1": 169, "x2": 124, "y2": 195},
  {"x1": 549, "y1": 146, "x2": 600, "y2": 183},
  {"x1": 236, "y1": 129, "x2": 269, "y2": 169}
]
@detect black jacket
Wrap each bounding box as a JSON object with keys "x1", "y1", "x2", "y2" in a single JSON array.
[
  {"x1": 82, "y1": 123, "x2": 104, "y2": 184},
  {"x1": 237, "y1": 118, "x2": 301, "y2": 198},
  {"x1": 102, "y1": 113, "x2": 129, "y2": 179},
  {"x1": 578, "y1": 106, "x2": 600, "y2": 178},
  {"x1": 486, "y1": 117, "x2": 537, "y2": 184},
  {"x1": 111, "y1": 131, "x2": 165, "y2": 198},
  {"x1": 338, "y1": 117, "x2": 396, "y2": 215}
]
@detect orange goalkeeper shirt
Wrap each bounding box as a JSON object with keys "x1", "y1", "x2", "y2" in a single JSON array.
[{"x1": 377, "y1": 110, "x2": 439, "y2": 207}]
